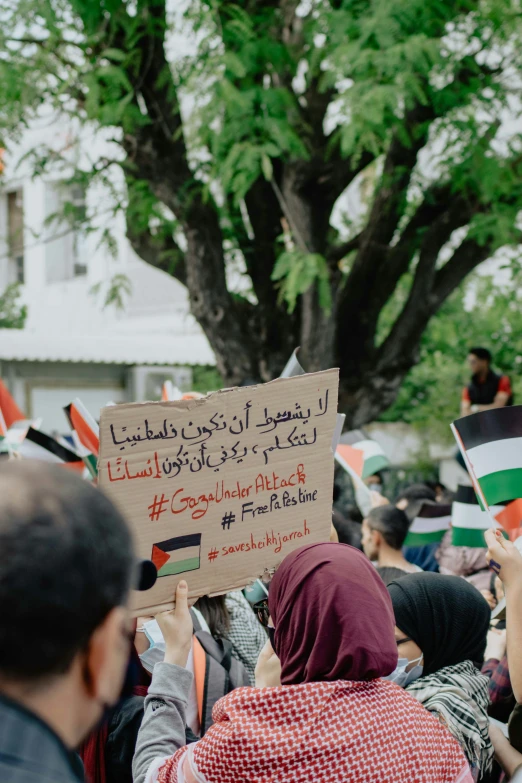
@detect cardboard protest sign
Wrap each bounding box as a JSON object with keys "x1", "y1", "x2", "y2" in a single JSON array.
[{"x1": 99, "y1": 370, "x2": 339, "y2": 614}]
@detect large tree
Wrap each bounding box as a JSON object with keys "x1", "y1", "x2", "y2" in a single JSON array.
[{"x1": 1, "y1": 0, "x2": 521, "y2": 425}]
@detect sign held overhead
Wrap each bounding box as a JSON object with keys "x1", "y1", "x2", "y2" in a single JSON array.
[{"x1": 99, "y1": 369, "x2": 339, "y2": 613}]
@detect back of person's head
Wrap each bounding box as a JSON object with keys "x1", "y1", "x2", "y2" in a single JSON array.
[
  {"x1": 194, "y1": 595, "x2": 230, "y2": 639},
  {"x1": 0, "y1": 461, "x2": 134, "y2": 708},
  {"x1": 388, "y1": 572, "x2": 490, "y2": 676},
  {"x1": 469, "y1": 347, "x2": 492, "y2": 364},
  {"x1": 268, "y1": 542, "x2": 397, "y2": 685},
  {"x1": 376, "y1": 566, "x2": 410, "y2": 586},
  {"x1": 332, "y1": 505, "x2": 363, "y2": 548},
  {"x1": 396, "y1": 483, "x2": 436, "y2": 508},
  {"x1": 365, "y1": 506, "x2": 410, "y2": 551}
]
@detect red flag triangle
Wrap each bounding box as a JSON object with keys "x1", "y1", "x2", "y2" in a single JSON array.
[{"x1": 151, "y1": 544, "x2": 170, "y2": 572}]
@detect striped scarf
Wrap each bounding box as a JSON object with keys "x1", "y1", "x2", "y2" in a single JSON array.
[{"x1": 406, "y1": 660, "x2": 493, "y2": 779}]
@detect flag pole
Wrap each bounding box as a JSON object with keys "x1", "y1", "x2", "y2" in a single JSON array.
[{"x1": 450, "y1": 421, "x2": 499, "y2": 530}]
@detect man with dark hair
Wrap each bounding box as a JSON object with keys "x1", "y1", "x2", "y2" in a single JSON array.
[
  {"x1": 361, "y1": 505, "x2": 421, "y2": 573},
  {"x1": 461, "y1": 346, "x2": 513, "y2": 416},
  {"x1": 0, "y1": 461, "x2": 138, "y2": 782}
]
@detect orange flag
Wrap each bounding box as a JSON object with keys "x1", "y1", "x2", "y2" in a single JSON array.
[{"x1": 0, "y1": 379, "x2": 24, "y2": 427}]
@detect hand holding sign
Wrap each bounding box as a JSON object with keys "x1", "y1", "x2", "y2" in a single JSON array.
[{"x1": 156, "y1": 581, "x2": 193, "y2": 668}]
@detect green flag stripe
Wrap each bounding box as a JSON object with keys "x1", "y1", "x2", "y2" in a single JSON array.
[
  {"x1": 404, "y1": 530, "x2": 447, "y2": 546},
  {"x1": 157, "y1": 556, "x2": 200, "y2": 577},
  {"x1": 452, "y1": 527, "x2": 508, "y2": 547},
  {"x1": 479, "y1": 468, "x2": 522, "y2": 507},
  {"x1": 362, "y1": 455, "x2": 389, "y2": 479}
]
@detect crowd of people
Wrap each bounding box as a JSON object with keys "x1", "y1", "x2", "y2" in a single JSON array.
[{"x1": 2, "y1": 445, "x2": 522, "y2": 781}]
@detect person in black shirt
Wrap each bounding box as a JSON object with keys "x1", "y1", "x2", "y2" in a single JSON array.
[
  {"x1": 461, "y1": 346, "x2": 513, "y2": 416},
  {"x1": 0, "y1": 461, "x2": 144, "y2": 783}
]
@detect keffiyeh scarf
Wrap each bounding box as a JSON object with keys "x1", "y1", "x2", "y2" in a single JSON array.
[
  {"x1": 407, "y1": 660, "x2": 493, "y2": 779},
  {"x1": 156, "y1": 679, "x2": 471, "y2": 783}
]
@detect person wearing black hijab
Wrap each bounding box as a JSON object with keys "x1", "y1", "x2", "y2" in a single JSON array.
[{"x1": 388, "y1": 573, "x2": 493, "y2": 782}]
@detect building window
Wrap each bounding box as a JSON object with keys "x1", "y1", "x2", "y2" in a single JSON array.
[
  {"x1": 7, "y1": 190, "x2": 24, "y2": 283},
  {"x1": 45, "y1": 182, "x2": 88, "y2": 282}
]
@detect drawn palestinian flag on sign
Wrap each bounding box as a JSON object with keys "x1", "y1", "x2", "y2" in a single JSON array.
[
  {"x1": 151, "y1": 533, "x2": 202, "y2": 578},
  {"x1": 451, "y1": 485, "x2": 505, "y2": 547},
  {"x1": 452, "y1": 407, "x2": 522, "y2": 508},
  {"x1": 18, "y1": 427, "x2": 84, "y2": 472},
  {"x1": 338, "y1": 430, "x2": 390, "y2": 479},
  {"x1": 404, "y1": 503, "x2": 452, "y2": 546}
]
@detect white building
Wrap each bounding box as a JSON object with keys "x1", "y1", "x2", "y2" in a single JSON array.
[{"x1": 0, "y1": 114, "x2": 215, "y2": 433}]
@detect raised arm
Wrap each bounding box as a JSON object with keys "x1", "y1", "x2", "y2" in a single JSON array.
[
  {"x1": 485, "y1": 530, "x2": 522, "y2": 703},
  {"x1": 133, "y1": 581, "x2": 194, "y2": 783}
]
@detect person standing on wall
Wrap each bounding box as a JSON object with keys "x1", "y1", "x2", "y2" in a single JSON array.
[{"x1": 461, "y1": 347, "x2": 513, "y2": 416}]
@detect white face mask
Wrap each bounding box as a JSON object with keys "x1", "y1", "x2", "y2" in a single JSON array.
[{"x1": 385, "y1": 656, "x2": 424, "y2": 687}]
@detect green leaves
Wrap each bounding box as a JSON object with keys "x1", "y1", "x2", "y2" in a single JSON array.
[
  {"x1": 0, "y1": 283, "x2": 27, "y2": 329},
  {"x1": 271, "y1": 250, "x2": 332, "y2": 314}
]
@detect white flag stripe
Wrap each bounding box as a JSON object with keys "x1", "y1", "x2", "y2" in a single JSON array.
[
  {"x1": 353, "y1": 439, "x2": 385, "y2": 459},
  {"x1": 409, "y1": 515, "x2": 451, "y2": 534},
  {"x1": 17, "y1": 441, "x2": 63, "y2": 464},
  {"x1": 452, "y1": 501, "x2": 504, "y2": 530},
  {"x1": 466, "y1": 437, "x2": 522, "y2": 479}
]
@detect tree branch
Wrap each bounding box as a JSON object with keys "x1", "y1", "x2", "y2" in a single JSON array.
[
  {"x1": 326, "y1": 231, "x2": 364, "y2": 263},
  {"x1": 126, "y1": 219, "x2": 187, "y2": 286},
  {"x1": 433, "y1": 238, "x2": 493, "y2": 304}
]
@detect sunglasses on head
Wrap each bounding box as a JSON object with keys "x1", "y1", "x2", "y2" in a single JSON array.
[
  {"x1": 253, "y1": 599, "x2": 275, "y2": 647},
  {"x1": 253, "y1": 599, "x2": 270, "y2": 627}
]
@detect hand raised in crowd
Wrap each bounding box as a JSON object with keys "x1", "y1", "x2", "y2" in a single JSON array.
[
  {"x1": 484, "y1": 529, "x2": 522, "y2": 589},
  {"x1": 255, "y1": 639, "x2": 282, "y2": 688},
  {"x1": 155, "y1": 580, "x2": 193, "y2": 668},
  {"x1": 370, "y1": 490, "x2": 390, "y2": 509}
]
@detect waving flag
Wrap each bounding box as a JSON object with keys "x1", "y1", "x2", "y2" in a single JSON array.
[
  {"x1": 496, "y1": 499, "x2": 522, "y2": 537},
  {"x1": 451, "y1": 485, "x2": 504, "y2": 547},
  {"x1": 0, "y1": 405, "x2": 6, "y2": 440},
  {"x1": 64, "y1": 399, "x2": 99, "y2": 478},
  {"x1": 64, "y1": 399, "x2": 99, "y2": 457},
  {"x1": 339, "y1": 430, "x2": 390, "y2": 479},
  {"x1": 404, "y1": 503, "x2": 452, "y2": 546},
  {"x1": 0, "y1": 379, "x2": 24, "y2": 428},
  {"x1": 18, "y1": 427, "x2": 83, "y2": 472},
  {"x1": 161, "y1": 381, "x2": 183, "y2": 402},
  {"x1": 452, "y1": 407, "x2": 522, "y2": 508}
]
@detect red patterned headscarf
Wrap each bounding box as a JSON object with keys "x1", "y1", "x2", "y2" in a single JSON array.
[{"x1": 268, "y1": 542, "x2": 398, "y2": 684}]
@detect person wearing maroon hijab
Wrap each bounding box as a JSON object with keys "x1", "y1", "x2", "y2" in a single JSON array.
[{"x1": 132, "y1": 543, "x2": 472, "y2": 783}]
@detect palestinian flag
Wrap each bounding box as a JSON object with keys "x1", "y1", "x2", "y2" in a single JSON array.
[
  {"x1": 404, "y1": 503, "x2": 452, "y2": 546},
  {"x1": 64, "y1": 399, "x2": 99, "y2": 478},
  {"x1": 497, "y1": 498, "x2": 522, "y2": 535},
  {"x1": 151, "y1": 533, "x2": 202, "y2": 577},
  {"x1": 64, "y1": 399, "x2": 99, "y2": 457},
  {"x1": 339, "y1": 430, "x2": 390, "y2": 479},
  {"x1": 18, "y1": 427, "x2": 84, "y2": 472},
  {"x1": 0, "y1": 379, "x2": 24, "y2": 428},
  {"x1": 0, "y1": 405, "x2": 6, "y2": 440},
  {"x1": 452, "y1": 407, "x2": 522, "y2": 508},
  {"x1": 451, "y1": 485, "x2": 505, "y2": 547},
  {"x1": 161, "y1": 381, "x2": 183, "y2": 402}
]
